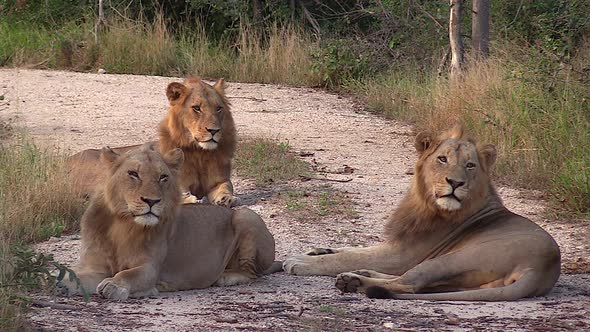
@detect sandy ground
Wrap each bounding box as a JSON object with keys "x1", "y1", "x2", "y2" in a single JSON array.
[{"x1": 1, "y1": 69, "x2": 589, "y2": 331}]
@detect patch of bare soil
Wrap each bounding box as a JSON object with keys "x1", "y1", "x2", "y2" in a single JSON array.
[{"x1": 1, "y1": 69, "x2": 589, "y2": 331}]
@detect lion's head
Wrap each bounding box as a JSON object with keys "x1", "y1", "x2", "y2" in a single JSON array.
[
  {"x1": 386, "y1": 125, "x2": 498, "y2": 239},
  {"x1": 101, "y1": 144, "x2": 184, "y2": 227},
  {"x1": 162, "y1": 76, "x2": 236, "y2": 151},
  {"x1": 413, "y1": 125, "x2": 497, "y2": 214}
]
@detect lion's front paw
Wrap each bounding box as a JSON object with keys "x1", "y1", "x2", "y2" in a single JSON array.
[
  {"x1": 283, "y1": 256, "x2": 319, "y2": 275},
  {"x1": 212, "y1": 194, "x2": 241, "y2": 208},
  {"x1": 305, "y1": 248, "x2": 336, "y2": 256},
  {"x1": 181, "y1": 192, "x2": 200, "y2": 204},
  {"x1": 97, "y1": 278, "x2": 129, "y2": 300},
  {"x1": 335, "y1": 272, "x2": 363, "y2": 293}
]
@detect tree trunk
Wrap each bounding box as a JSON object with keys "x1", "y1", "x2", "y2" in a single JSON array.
[
  {"x1": 253, "y1": 0, "x2": 262, "y2": 23},
  {"x1": 449, "y1": 0, "x2": 464, "y2": 78},
  {"x1": 289, "y1": 0, "x2": 297, "y2": 21},
  {"x1": 472, "y1": 0, "x2": 490, "y2": 59},
  {"x1": 94, "y1": 0, "x2": 105, "y2": 43}
]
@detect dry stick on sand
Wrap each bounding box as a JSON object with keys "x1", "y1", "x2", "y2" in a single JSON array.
[
  {"x1": 31, "y1": 299, "x2": 78, "y2": 311},
  {"x1": 299, "y1": 175, "x2": 353, "y2": 183},
  {"x1": 228, "y1": 96, "x2": 267, "y2": 102}
]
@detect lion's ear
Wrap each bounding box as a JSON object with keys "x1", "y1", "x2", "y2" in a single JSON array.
[
  {"x1": 448, "y1": 123, "x2": 464, "y2": 139},
  {"x1": 479, "y1": 144, "x2": 497, "y2": 169},
  {"x1": 163, "y1": 148, "x2": 184, "y2": 171},
  {"x1": 213, "y1": 78, "x2": 226, "y2": 95},
  {"x1": 166, "y1": 82, "x2": 189, "y2": 106},
  {"x1": 414, "y1": 131, "x2": 433, "y2": 153},
  {"x1": 100, "y1": 147, "x2": 119, "y2": 165}
]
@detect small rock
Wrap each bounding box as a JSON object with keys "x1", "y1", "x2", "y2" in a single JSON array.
[
  {"x1": 383, "y1": 322, "x2": 395, "y2": 329},
  {"x1": 444, "y1": 313, "x2": 460, "y2": 325},
  {"x1": 97, "y1": 68, "x2": 106, "y2": 74}
]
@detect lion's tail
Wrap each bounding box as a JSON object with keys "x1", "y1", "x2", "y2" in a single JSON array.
[
  {"x1": 262, "y1": 261, "x2": 284, "y2": 275},
  {"x1": 366, "y1": 271, "x2": 541, "y2": 301}
]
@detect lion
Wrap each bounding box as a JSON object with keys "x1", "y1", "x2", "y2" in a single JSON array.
[
  {"x1": 67, "y1": 76, "x2": 239, "y2": 207},
  {"x1": 60, "y1": 144, "x2": 277, "y2": 300},
  {"x1": 283, "y1": 125, "x2": 561, "y2": 301}
]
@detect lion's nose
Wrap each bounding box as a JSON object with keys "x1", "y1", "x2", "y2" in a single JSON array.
[
  {"x1": 141, "y1": 197, "x2": 161, "y2": 207},
  {"x1": 445, "y1": 178, "x2": 465, "y2": 190},
  {"x1": 206, "y1": 128, "x2": 220, "y2": 136}
]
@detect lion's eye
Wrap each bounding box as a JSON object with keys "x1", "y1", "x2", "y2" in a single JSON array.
[
  {"x1": 159, "y1": 174, "x2": 168, "y2": 182},
  {"x1": 128, "y1": 170, "x2": 139, "y2": 179},
  {"x1": 466, "y1": 162, "x2": 476, "y2": 169},
  {"x1": 437, "y1": 156, "x2": 447, "y2": 163},
  {"x1": 192, "y1": 105, "x2": 201, "y2": 113},
  {"x1": 216, "y1": 106, "x2": 223, "y2": 113}
]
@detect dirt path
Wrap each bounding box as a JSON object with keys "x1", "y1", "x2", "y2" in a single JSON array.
[{"x1": 1, "y1": 69, "x2": 589, "y2": 331}]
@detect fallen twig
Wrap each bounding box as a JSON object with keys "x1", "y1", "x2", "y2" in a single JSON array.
[
  {"x1": 31, "y1": 299, "x2": 78, "y2": 310},
  {"x1": 229, "y1": 96, "x2": 267, "y2": 102},
  {"x1": 299, "y1": 175, "x2": 353, "y2": 183}
]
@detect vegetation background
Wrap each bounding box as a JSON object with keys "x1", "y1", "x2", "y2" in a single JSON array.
[{"x1": 0, "y1": 0, "x2": 589, "y2": 329}]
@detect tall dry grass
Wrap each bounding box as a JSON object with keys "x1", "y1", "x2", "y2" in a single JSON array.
[
  {"x1": 181, "y1": 23, "x2": 320, "y2": 85},
  {"x1": 1, "y1": 15, "x2": 320, "y2": 86},
  {"x1": 233, "y1": 24, "x2": 319, "y2": 85},
  {"x1": 99, "y1": 15, "x2": 178, "y2": 76}
]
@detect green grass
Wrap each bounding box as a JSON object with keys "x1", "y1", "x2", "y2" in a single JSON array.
[
  {"x1": 235, "y1": 138, "x2": 310, "y2": 185},
  {"x1": 0, "y1": 136, "x2": 85, "y2": 331}
]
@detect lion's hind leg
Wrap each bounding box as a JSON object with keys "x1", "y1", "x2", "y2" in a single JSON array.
[
  {"x1": 215, "y1": 208, "x2": 276, "y2": 287},
  {"x1": 335, "y1": 270, "x2": 407, "y2": 294},
  {"x1": 357, "y1": 245, "x2": 548, "y2": 301}
]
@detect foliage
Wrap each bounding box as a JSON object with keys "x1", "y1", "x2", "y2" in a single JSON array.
[
  {"x1": 493, "y1": 0, "x2": 590, "y2": 58},
  {"x1": 312, "y1": 39, "x2": 372, "y2": 89}
]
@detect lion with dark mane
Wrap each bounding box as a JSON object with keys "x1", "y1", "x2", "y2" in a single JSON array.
[
  {"x1": 283, "y1": 125, "x2": 561, "y2": 301},
  {"x1": 60, "y1": 145, "x2": 276, "y2": 300},
  {"x1": 68, "y1": 76, "x2": 238, "y2": 207}
]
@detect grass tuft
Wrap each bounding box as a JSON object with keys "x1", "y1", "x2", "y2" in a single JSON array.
[{"x1": 235, "y1": 138, "x2": 309, "y2": 185}]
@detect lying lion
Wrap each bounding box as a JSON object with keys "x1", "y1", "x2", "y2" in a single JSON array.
[
  {"x1": 284, "y1": 125, "x2": 561, "y2": 301},
  {"x1": 61, "y1": 145, "x2": 276, "y2": 300},
  {"x1": 68, "y1": 76, "x2": 239, "y2": 207}
]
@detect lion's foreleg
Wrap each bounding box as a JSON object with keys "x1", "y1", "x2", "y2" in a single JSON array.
[
  {"x1": 283, "y1": 244, "x2": 400, "y2": 277},
  {"x1": 207, "y1": 181, "x2": 240, "y2": 207},
  {"x1": 97, "y1": 264, "x2": 159, "y2": 300}
]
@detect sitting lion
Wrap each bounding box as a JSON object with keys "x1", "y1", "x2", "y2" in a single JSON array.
[
  {"x1": 283, "y1": 125, "x2": 561, "y2": 301},
  {"x1": 61, "y1": 145, "x2": 276, "y2": 300},
  {"x1": 67, "y1": 76, "x2": 239, "y2": 207}
]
